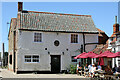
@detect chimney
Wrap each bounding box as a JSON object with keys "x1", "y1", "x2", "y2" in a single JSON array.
[
  {"x1": 18, "y1": 2, "x2": 23, "y2": 12},
  {"x1": 113, "y1": 16, "x2": 119, "y2": 34},
  {"x1": 115, "y1": 16, "x2": 117, "y2": 24}
]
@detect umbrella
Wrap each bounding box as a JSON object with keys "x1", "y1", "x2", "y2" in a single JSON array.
[
  {"x1": 74, "y1": 52, "x2": 86, "y2": 59},
  {"x1": 108, "y1": 52, "x2": 120, "y2": 58},
  {"x1": 95, "y1": 51, "x2": 114, "y2": 58},
  {"x1": 98, "y1": 52, "x2": 104, "y2": 66},
  {"x1": 79, "y1": 51, "x2": 98, "y2": 58}
]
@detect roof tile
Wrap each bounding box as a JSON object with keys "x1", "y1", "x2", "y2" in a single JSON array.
[{"x1": 19, "y1": 11, "x2": 98, "y2": 33}]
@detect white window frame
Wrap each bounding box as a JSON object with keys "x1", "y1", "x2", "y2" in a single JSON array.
[
  {"x1": 70, "y1": 33, "x2": 79, "y2": 44},
  {"x1": 33, "y1": 32, "x2": 43, "y2": 43},
  {"x1": 24, "y1": 55, "x2": 40, "y2": 63}
]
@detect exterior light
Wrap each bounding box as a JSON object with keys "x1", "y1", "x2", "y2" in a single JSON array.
[
  {"x1": 48, "y1": 52, "x2": 50, "y2": 54},
  {"x1": 62, "y1": 52, "x2": 64, "y2": 55}
]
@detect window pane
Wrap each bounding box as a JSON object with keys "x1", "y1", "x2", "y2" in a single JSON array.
[
  {"x1": 25, "y1": 55, "x2": 31, "y2": 62},
  {"x1": 25, "y1": 59, "x2": 31, "y2": 62},
  {"x1": 34, "y1": 33, "x2": 42, "y2": 42},
  {"x1": 25, "y1": 56, "x2": 31, "y2": 58},
  {"x1": 33, "y1": 55, "x2": 39, "y2": 58},
  {"x1": 32, "y1": 55, "x2": 39, "y2": 62},
  {"x1": 71, "y1": 34, "x2": 78, "y2": 43}
]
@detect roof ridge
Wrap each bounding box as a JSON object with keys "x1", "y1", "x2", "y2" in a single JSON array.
[{"x1": 23, "y1": 11, "x2": 91, "y2": 17}]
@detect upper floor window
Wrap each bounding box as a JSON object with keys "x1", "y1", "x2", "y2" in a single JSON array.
[
  {"x1": 71, "y1": 34, "x2": 78, "y2": 43},
  {"x1": 34, "y1": 33, "x2": 42, "y2": 42}
]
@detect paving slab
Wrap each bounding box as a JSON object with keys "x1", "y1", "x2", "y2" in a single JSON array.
[{"x1": 0, "y1": 69, "x2": 90, "y2": 79}]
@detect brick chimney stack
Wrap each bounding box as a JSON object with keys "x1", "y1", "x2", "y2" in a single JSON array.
[
  {"x1": 113, "y1": 16, "x2": 119, "y2": 34},
  {"x1": 18, "y1": 2, "x2": 23, "y2": 12}
]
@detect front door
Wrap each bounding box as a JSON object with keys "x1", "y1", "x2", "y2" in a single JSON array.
[{"x1": 51, "y1": 55, "x2": 60, "y2": 73}]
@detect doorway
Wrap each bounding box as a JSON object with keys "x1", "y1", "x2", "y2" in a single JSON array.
[{"x1": 51, "y1": 55, "x2": 61, "y2": 73}]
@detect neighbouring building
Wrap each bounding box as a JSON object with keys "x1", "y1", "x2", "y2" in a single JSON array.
[
  {"x1": 8, "y1": 2, "x2": 99, "y2": 73},
  {"x1": 93, "y1": 16, "x2": 120, "y2": 68},
  {"x1": 108, "y1": 16, "x2": 120, "y2": 68}
]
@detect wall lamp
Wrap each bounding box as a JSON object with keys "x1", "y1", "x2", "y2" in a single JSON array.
[
  {"x1": 62, "y1": 52, "x2": 64, "y2": 55},
  {"x1": 48, "y1": 51, "x2": 50, "y2": 54}
]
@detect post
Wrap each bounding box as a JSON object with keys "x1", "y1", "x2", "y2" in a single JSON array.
[
  {"x1": 1, "y1": 43, "x2": 4, "y2": 67},
  {"x1": 92, "y1": 58, "x2": 93, "y2": 64}
]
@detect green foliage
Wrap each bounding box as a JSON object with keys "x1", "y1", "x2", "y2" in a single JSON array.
[{"x1": 69, "y1": 64, "x2": 77, "y2": 74}]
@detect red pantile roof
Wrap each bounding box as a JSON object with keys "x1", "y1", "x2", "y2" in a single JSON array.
[
  {"x1": 110, "y1": 38, "x2": 116, "y2": 44},
  {"x1": 111, "y1": 33, "x2": 116, "y2": 37},
  {"x1": 92, "y1": 44, "x2": 112, "y2": 54}
]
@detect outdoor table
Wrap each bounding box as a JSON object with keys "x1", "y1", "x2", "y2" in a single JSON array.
[
  {"x1": 113, "y1": 72, "x2": 120, "y2": 79},
  {"x1": 94, "y1": 70, "x2": 106, "y2": 79}
]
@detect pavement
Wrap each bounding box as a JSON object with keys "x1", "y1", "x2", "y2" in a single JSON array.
[{"x1": 0, "y1": 69, "x2": 91, "y2": 80}]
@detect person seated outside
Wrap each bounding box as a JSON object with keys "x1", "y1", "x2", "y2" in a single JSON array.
[
  {"x1": 90, "y1": 64, "x2": 96, "y2": 77},
  {"x1": 117, "y1": 66, "x2": 120, "y2": 73},
  {"x1": 83, "y1": 64, "x2": 89, "y2": 77},
  {"x1": 76, "y1": 62, "x2": 82, "y2": 75},
  {"x1": 112, "y1": 64, "x2": 118, "y2": 73},
  {"x1": 88, "y1": 64, "x2": 92, "y2": 77},
  {"x1": 105, "y1": 65, "x2": 113, "y2": 75},
  {"x1": 97, "y1": 65, "x2": 102, "y2": 70},
  {"x1": 84, "y1": 64, "x2": 88, "y2": 70}
]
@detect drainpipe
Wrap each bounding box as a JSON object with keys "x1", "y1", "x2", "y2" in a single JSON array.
[
  {"x1": 82, "y1": 33, "x2": 85, "y2": 52},
  {"x1": 13, "y1": 31, "x2": 16, "y2": 72}
]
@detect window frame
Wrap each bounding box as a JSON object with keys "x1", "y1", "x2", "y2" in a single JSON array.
[
  {"x1": 70, "y1": 34, "x2": 79, "y2": 44},
  {"x1": 24, "y1": 55, "x2": 40, "y2": 63},
  {"x1": 34, "y1": 32, "x2": 43, "y2": 43}
]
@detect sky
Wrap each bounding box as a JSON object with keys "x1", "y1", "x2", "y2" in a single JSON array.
[{"x1": 1, "y1": 2, "x2": 119, "y2": 52}]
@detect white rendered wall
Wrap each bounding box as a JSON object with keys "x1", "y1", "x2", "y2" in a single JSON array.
[{"x1": 16, "y1": 30, "x2": 98, "y2": 71}]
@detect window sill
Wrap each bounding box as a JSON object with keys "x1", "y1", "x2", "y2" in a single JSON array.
[{"x1": 24, "y1": 62, "x2": 40, "y2": 63}]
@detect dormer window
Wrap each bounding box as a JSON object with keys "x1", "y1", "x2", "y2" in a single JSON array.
[{"x1": 71, "y1": 34, "x2": 78, "y2": 43}]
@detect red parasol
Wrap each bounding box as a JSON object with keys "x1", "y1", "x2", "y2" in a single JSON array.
[
  {"x1": 95, "y1": 51, "x2": 114, "y2": 58},
  {"x1": 98, "y1": 51, "x2": 104, "y2": 66},
  {"x1": 78, "y1": 51, "x2": 98, "y2": 58},
  {"x1": 74, "y1": 52, "x2": 86, "y2": 59},
  {"x1": 108, "y1": 52, "x2": 120, "y2": 58}
]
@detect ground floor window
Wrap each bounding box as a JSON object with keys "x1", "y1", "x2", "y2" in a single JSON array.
[
  {"x1": 24, "y1": 55, "x2": 39, "y2": 63},
  {"x1": 71, "y1": 56, "x2": 77, "y2": 62},
  {"x1": 9, "y1": 55, "x2": 12, "y2": 64}
]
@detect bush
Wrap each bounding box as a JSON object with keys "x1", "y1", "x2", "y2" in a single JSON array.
[{"x1": 69, "y1": 64, "x2": 77, "y2": 74}]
